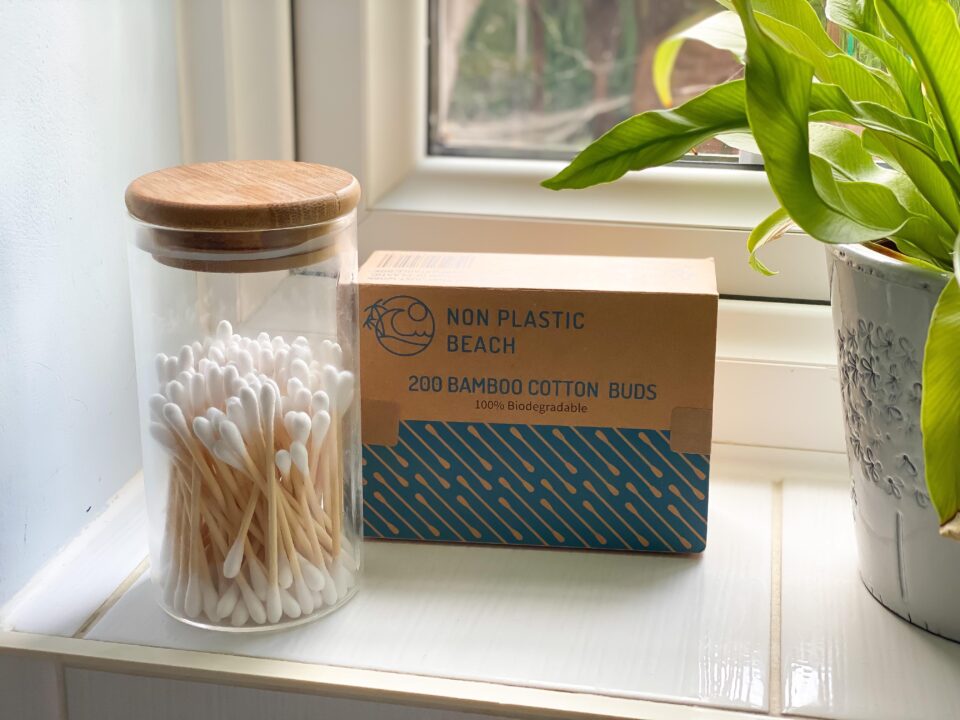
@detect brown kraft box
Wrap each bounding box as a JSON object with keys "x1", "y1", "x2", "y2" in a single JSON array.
[{"x1": 359, "y1": 250, "x2": 718, "y2": 552}]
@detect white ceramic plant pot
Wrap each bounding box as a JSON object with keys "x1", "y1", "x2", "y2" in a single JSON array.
[{"x1": 828, "y1": 243, "x2": 960, "y2": 642}]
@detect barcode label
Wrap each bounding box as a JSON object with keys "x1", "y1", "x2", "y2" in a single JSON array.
[{"x1": 376, "y1": 253, "x2": 473, "y2": 270}]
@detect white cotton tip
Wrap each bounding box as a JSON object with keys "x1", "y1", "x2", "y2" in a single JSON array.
[
  {"x1": 164, "y1": 356, "x2": 180, "y2": 383},
  {"x1": 218, "y1": 420, "x2": 248, "y2": 463},
  {"x1": 320, "y1": 339, "x2": 343, "y2": 367},
  {"x1": 239, "y1": 387, "x2": 262, "y2": 440},
  {"x1": 259, "y1": 347, "x2": 275, "y2": 376},
  {"x1": 184, "y1": 572, "x2": 202, "y2": 619},
  {"x1": 280, "y1": 588, "x2": 302, "y2": 619},
  {"x1": 271, "y1": 335, "x2": 287, "y2": 351},
  {"x1": 257, "y1": 331, "x2": 271, "y2": 345},
  {"x1": 154, "y1": 354, "x2": 169, "y2": 383},
  {"x1": 319, "y1": 565, "x2": 338, "y2": 605},
  {"x1": 311, "y1": 391, "x2": 329, "y2": 415},
  {"x1": 212, "y1": 441, "x2": 244, "y2": 472},
  {"x1": 293, "y1": 387, "x2": 312, "y2": 413},
  {"x1": 230, "y1": 597, "x2": 249, "y2": 627},
  {"x1": 237, "y1": 349, "x2": 254, "y2": 376},
  {"x1": 225, "y1": 397, "x2": 246, "y2": 435},
  {"x1": 238, "y1": 581, "x2": 266, "y2": 624},
  {"x1": 284, "y1": 411, "x2": 311, "y2": 445},
  {"x1": 248, "y1": 557, "x2": 268, "y2": 601},
  {"x1": 310, "y1": 411, "x2": 331, "y2": 452},
  {"x1": 189, "y1": 373, "x2": 205, "y2": 415},
  {"x1": 275, "y1": 449, "x2": 292, "y2": 480},
  {"x1": 267, "y1": 586, "x2": 283, "y2": 623},
  {"x1": 192, "y1": 416, "x2": 215, "y2": 451},
  {"x1": 149, "y1": 422, "x2": 179, "y2": 453},
  {"x1": 259, "y1": 383, "x2": 277, "y2": 435},
  {"x1": 202, "y1": 576, "x2": 219, "y2": 623},
  {"x1": 223, "y1": 537, "x2": 244, "y2": 578},
  {"x1": 321, "y1": 365, "x2": 338, "y2": 399},
  {"x1": 176, "y1": 370, "x2": 193, "y2": 392},
  {"x1": 278, "y1": 551, "x2": 293, "y2": 589},
  {"x1": 244, "y1": 372, "x2": 262, "y2": 394},
  {"x1": 222, "y1": 363, "x2": 239, "y2": 388},
  {"x1": 294, "y1": 576, "x2": 314, "y2": 615},
  {"x1": 208, "y1": 345, "x2": 226, "y2": 366},
  {"x1": 217, "y1": 582, "x2": 240, "y2": 620},
  {"x1": 164, "y1": 379, "x2": 187, "y2": 407},
  {"x1": 206, "y1": 406, "x2": 226, "y2": 429},
  {"x1": 299, "y1": 555, "x2": 326, "y2": 592},
  {"x1": 286, "y1": 377, "x2": 304, "y2": 396},
  {"x1": 228, "y1": 374, "x2": 247, "y2": 398},
  {"x1": 290, "y1": 358, "x2": 310, "y2": 385},
  {"x1": 148, "y1": 393, "x2": 167, "y2": 420},
  {"x1": 293, "y1": 335, "x2": 310, "y2": 348},
  {"x1": 290, "y1": 344, "x2": 312, "y2": 366},
  {"x1": 290, "y1": 442, "x2": 310, "y2": 477},
  {"x1": 178, "y1": 345, "x2": 195, "y2": 373},
  {"x1": 162, "y1": 402, "x2": 191, "y2": 440},
  {"x1": 216, "y1": 320, "x2": 233, "y2": 342},
  {"x1": 191, "y1": 340, "x2": 203, "y2": 357},
  {"x1": 337, "y1": 371, "x2": 355, "y2": 411},
  {"x1": 205, "y1": 364, "x2": 224, "y2": 406}
]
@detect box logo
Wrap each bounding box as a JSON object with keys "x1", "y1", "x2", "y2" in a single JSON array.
[{"x1": 363, "y1": 295, "x2": 435, "y2": 356}]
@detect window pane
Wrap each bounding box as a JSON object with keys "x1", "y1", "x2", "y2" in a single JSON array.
[{"x1": 429, "y1": 0, "x2": 745, "y2": 162}]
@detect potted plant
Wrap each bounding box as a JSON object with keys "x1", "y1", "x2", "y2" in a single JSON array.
[{"x1": 544, "y1": 0, "x2": 960, "y2": 641}]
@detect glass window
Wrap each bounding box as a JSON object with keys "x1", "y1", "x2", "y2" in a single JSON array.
[
  {"x1": 427, "y1": 0, "x2": 864, "y2": 164},
  {"x1": 429, "y1": 0, "x2": 746, "y2": 162}
]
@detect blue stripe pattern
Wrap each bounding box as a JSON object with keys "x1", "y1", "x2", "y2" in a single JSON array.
[{"x1": 363, "y1": 420, "x2": 709, "y2": 553}]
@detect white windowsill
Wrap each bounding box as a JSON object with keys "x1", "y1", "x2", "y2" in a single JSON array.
[
  {"x1": 373, "y1": 157, "x2": 779, "y2": 231},
  {"x1": 4, "y1": 446, "x2": 960, "y2": 720}
]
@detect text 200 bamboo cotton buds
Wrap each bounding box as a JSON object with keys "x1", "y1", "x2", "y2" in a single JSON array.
[{"x1": 126, "y1": 161, "x2": 363, "y2": 630}]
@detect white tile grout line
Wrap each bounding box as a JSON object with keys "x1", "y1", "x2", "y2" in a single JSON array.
[
  {"x1": 769, "y1": 480, "x2": 783, "y2": 717},
  {"x1": 73, "y1": 557, "x2": 149, "y2": 640}
]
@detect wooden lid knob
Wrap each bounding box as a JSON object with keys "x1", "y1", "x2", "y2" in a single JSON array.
[{"x1": 125, "y1": 160, "x2": 361, "y2": 232}]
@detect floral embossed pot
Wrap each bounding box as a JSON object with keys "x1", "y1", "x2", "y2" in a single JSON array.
[{"x1": 829, "y1": 243, "x2": 960, "y2": 640}]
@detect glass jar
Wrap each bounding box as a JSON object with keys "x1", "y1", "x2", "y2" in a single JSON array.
[{"x1": 124, "y1": 161, "x2": 362, "y2": 631}]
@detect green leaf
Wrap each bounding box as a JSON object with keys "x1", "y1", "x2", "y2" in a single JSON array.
[
  {"x1": 731, "y1": 0, "x2": 903, "y2": 243},
  {"x1": 744, "y1": 0, "x2": 839, "y2": 54},
  {"x1": 757, "y1": 9, "x2": 906, "y2": 112},
  {"x1": 826, "y1": 0, "x2": 881, "y2": 35},
  {"x1": 863, "y1": 128, "x2": 960, "y2": 234},
  {"x1": 875, "y1": 0, "x2": 960, "y2": 164},
  {"x1": 716, "y1": 131, "x2": 761, "y2": 155},
  {"x1": 808, "y1": 124, "x2": 954, "y2": 257},
  {"x1": 922, "y1": 276, "x2": 960, "y2": 532},
  {"x1": 748, "y1": 206, "x2": 792, "y2": 275},
  {"x1": 653, "y1": 11, "x2": 746, "y2": 107},
  {"x1": 541, "y1": 81, "x2": 749, "y2": 190},
  {"x1": 826, "y1": 1, "x2": 926, "y2": 121}
]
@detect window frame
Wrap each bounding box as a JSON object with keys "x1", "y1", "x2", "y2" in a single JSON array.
[
  {"x1": 174, "y1": 0, "x2": 845, "y2": 454},
  {"x1": 294, "y1": 0, "x2": 830, "y2": 302}
]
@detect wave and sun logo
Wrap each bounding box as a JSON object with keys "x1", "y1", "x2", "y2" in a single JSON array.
[{"x1": 363, "y1": 295, "x2": 435, "y2": 356}]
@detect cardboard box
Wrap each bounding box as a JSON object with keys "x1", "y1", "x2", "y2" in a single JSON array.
[{"x1": 359, "y1": 251, "x2": 717, "y2": 553}]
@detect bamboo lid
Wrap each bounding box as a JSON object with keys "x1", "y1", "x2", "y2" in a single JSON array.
[{"x1": 125, "y1": 160, "x2": 361, "y2": 232}]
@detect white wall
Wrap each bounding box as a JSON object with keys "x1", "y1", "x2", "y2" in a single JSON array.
[{"x1": 0, "y1": 1, "x2": 181, "y2": 605}]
